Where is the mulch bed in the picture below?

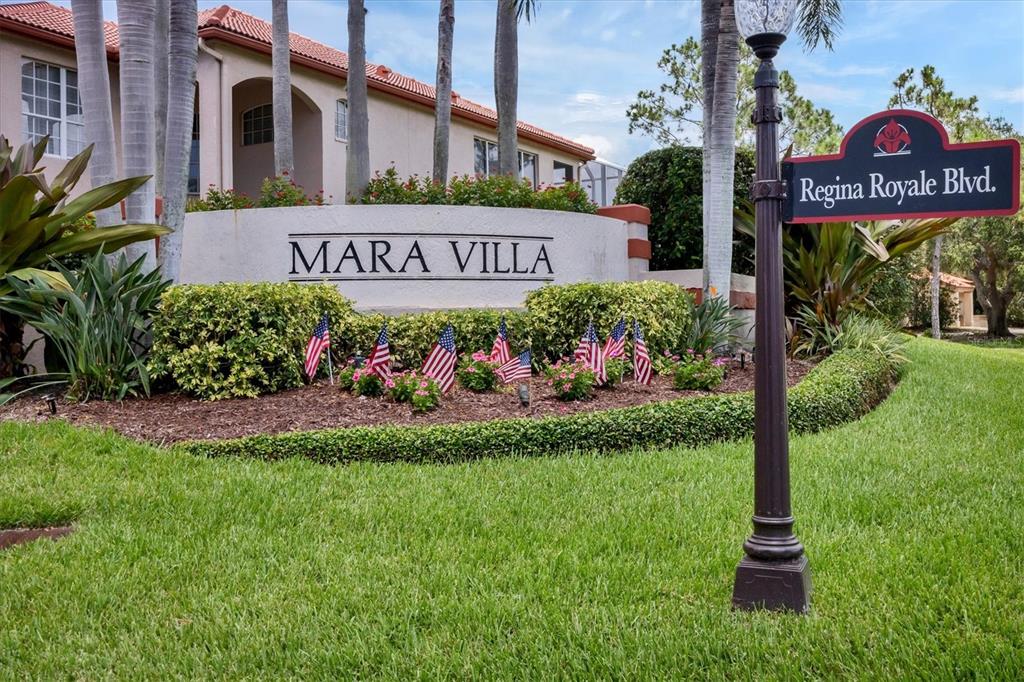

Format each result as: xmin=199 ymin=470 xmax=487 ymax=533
xmin=0 ymin=526 xmax=75 ymax=551
xmin=1 ymin=358 xmax=814 ymax=446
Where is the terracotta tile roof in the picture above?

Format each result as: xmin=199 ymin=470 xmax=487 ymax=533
xmin=0 ymin=1 xmax=594 ymax=160
xmin=914 ymin=270 xmax=975 ymax=290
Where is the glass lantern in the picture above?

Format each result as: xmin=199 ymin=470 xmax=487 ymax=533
xmin=734 ymin=0 xmax=798 ymax=39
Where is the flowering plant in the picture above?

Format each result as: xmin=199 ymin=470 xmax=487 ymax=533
xmin=388 ymin=370 xmax=441 ymax=412
xmin=258 ymin=174 xmax=329 ymax=207
xmin=186 ymin=185 xmax=255 ymax=212
xmin=344 ymin=367 xmax=385 ymax=397
xmin=672 ymin=355 xmax=728 ymax=391
xmin=544 ymin=358 xmax=595 ymax=401
xmin=457 ymin=350 xmax=500 ymax=392
xmin=602 ymin=357 xmax=629 ymax=388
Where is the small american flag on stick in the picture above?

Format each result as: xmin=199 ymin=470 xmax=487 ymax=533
xmin=304 ymin=315 xmax=331 ymax=379
xmin=364 ymin=323 xmax=392 ymax=380
xmin=422 ymin=324 xmax=457 ymax=393
xmin=603 ymin=318 xmax=627 ymax=359
xmin=633 ymin=319 xmax=652 ymax=385
xmin=576 ymin=321 xmax=606 ymax=384
xmin=497 ymin=349 xmax=532 ymax=384
xmin=490 ymin=316 xmax=511 ymax=364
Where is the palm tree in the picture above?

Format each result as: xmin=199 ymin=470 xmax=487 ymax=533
xmin=493 ymin=0 xmax=534 ymax=176
xmin=116 ymin=0 xmax=157 ymax=269
xmin=158 ymin=0 xmax=198 ymax=283
xmin=70 ymin=0 xmax=119 ymax=228
xmin=432 ymin=0 xmax=455 ymax=184
xmin=153 ymin=0 xmax=169 ymax=198
xmin=272 ymin=0 xmax=294 ymax=177
xmin=346 ymin=0 xmax=370 ymax=201
xmin=701 ymin=0 xmax=842 ymax=301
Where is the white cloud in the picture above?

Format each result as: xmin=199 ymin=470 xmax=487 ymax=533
xmin=989 ymin=87 xmax=1024 ymax=103
xmin=798 ymin=82 xmax=865 ymax=105
xmin=573 ymin=134 xmax=616 ymax=159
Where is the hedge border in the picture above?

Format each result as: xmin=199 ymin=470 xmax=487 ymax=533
xmin=178 ymin=349 xmax=900 ymax=465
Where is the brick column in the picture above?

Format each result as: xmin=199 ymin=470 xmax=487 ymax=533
xmin=597 ymin=204 xmax=651 ymax=281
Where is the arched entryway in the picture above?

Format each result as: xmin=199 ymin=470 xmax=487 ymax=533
xmin=231 ymin=78 xmax=323 ymax=199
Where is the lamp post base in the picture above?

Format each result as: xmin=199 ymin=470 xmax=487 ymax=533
xmin=731 ymin=555 xmax=812 ymax=613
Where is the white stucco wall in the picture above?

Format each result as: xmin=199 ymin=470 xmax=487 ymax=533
xmin=179 ymin=205 xmax=631 ymax=311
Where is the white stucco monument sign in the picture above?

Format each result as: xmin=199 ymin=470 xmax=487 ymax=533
xmin=179 ymin=205 xmax=646 ymax=311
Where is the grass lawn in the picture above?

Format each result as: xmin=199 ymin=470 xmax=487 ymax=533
xmin=1 ymin=338 xmax=1022 ymax=678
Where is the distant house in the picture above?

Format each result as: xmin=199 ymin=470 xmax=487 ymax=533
xmin=0 ymin=1 xmax=595 ymax=201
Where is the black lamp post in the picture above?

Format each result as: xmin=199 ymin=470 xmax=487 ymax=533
xmin=730 ymin=0 xmax=811 ymax=613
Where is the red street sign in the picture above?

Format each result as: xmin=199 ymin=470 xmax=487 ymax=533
xmin=782 ymin=109 xmax=1021 ymax=224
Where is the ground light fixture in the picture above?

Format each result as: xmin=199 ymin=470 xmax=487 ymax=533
xmin=730 ymin=0 xmax=811 ymax=613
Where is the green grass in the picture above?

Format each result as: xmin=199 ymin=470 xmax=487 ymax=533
xmin=1 ymin=338 xmax=1022 ymax=678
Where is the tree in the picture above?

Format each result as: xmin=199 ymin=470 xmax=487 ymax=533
xmin=432 ymin=0 xmax=455 ymax=183
xmin=116 ymin=0 xmax=158 ymax=269
xmin=70 ymin=0 xmax=120 ymax=228
xmin=153 ymin=0 xmax=169 ymax=198
xmin=346 ymin=0 xmax=370 ymax=202
xmin=494 ymin=0 xmax=537 ymax=177
xmin=889 ymin=65 xmax=980 ymax=339
xmin=272 ymin=0 xmax=294 ymax=176
xmin=699 ymin=0 xmax=842 ymax=301
xmin=157 ymin=0 xmax=198 ymax=283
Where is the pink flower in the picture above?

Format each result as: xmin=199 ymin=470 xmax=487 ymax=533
xmin=352 ymin=370 xmax=362 ymax=381
xmin=415 ymin=389 xmax=429 ymax=396
xmin=663 ymin=349 xmax=671 ymax=357
xmin=568 ymin=372 xmax=576 ymax=379
xmin=466 ymin=366 xmax=477 ymax=373
xmin=385 ymin=378 xmax=396 ymax=388
xmin=472 ymin=351 xmax=488 ymax=362
xmin=546 ymin=379 xmax=553 ymax=386
xmin=686 ymin=348 xmax=695 ymax=354
xmin=419 ymin=381 xmax=429 ymax=389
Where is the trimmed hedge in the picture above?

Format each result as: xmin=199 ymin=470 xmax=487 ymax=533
xmin=179 ymin=348 xmax=900 ymax=464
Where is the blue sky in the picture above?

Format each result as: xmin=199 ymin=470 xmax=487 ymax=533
xmin=60 ymin=0 xmax=1024 ymax=165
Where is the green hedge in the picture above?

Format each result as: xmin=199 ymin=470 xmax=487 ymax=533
xmin=179 ymin=348 xmax=899 ymax=464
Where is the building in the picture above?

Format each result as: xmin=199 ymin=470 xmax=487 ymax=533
xmin=578 ymin=157 xmax=626 ymax=207
xmin=0 ymin=1 xmax=595 ymax=201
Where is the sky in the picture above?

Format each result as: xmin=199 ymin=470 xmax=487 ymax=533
xmin=50 ymin=0 xmax=1024 ymax=166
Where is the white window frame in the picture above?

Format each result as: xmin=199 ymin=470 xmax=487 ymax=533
xmin=21 ymin=59 xmax=84 ymax=158
xmin=473 ymin=137 xmax=539 ymax=186
xmin=335 ymin=98 xmax=348 ymax=141
xmin=241 ymin=103 xmax=274 ymax=146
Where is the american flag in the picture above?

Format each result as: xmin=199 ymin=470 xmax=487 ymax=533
xmin=421 ymin=324 xmax=457 ymax=393
xmin=304 ymin=315 xmax=330 ymax=378
xmin=497 ymin=349 xmax=532 ymax=384
xmin=490 ymin=316 xmax=511 ymax=364
xmin=603 ymin=317 xmax=627 ymax=359
xmin=364 ymin=323 xmax=392 ymax=380
xmin=633 ymin=319 xmax=652 ymax=385
xmin=576 ymin=321 xmax=606 ymax=384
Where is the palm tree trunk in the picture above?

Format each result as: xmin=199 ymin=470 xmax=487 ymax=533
xmin=272 ymin=0 xmax=294 ymax=177
xmin=117 ymin=0 xmax=157 ymax=269
xmin=153 ymin=0 xmax=169 ymax=199
xmin=346 ymin=0 xmax=370 ymax=201
xmin=70 ymin=0 xmax=119 ymax=228
xmin=432 ymin=0 xmax=455 ymax=184
xmin=705 ymin=0 xmax=739 ymax=301
xmin=930 ymin=236 xmax=943 ymax=338
xmin=701 ymin=0 xmax=721 ymax=296
xmin=157 ymin=0 xmax=197 ymax=283
xmin=494 ymin=0 xmax=518 ymax=176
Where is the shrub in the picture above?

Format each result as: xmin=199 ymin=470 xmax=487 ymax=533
xmin=258 ymin=174 xmax=328 ymax=207
xmin=389 ymin=371 xmax=441 ymax=412
xmin=0 ymin=251 xmax=169 ymax=401
xmin=614 ymin=146 xmax=755 ymax=273
xmin=684 ymin=296 xmax=746 ymax=354
xmin=544 ymin=359 xmax=595 ymax=400
xmin=150 ymin=283 xmax=357 ymax=400
xmin=359 ymin=167 xmax=597 ymax=213
xmin=525 ymin=281 xmax=693 ymax=362
xmin=350 ymin=368 xmax=385 ymax=397
xmin=673 ymin=356 xmax=727 ymax=391
xmin=457 ymin=351 xmax=501 ymax=392
xmin=186 ymin=185 xmax=255 ymax=212
xmin=909 ymin=275 xmax=958 ymax=329
xmin=181 ymin=348 xmax=899 ymax=465
xmin=603 ymin=357 xmax=629 ymax=387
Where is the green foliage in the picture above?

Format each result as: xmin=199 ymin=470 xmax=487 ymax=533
xmin=794 ymin=311 xmax=909 ymax=369
xmin=359 ymin=167 xmax=597 ymax=213
xmin=909 ymin=276 xmax=957 ymax=330
xmin=889 ymin=65 xmax=981 ymax=143
xmin=672 ymin=356 xmax=727 ymax=391
xmin=186 ymin=185 xmax=255 ymax=212
xmin=525 ymin=281 xmax=693 ymax=363
xmin=182 ymin=347 xmax=898 ymax=465
xmin=866 ymin=253 xmax=919 ymax=325
xmin=258 ymin=174 xmax=328 ymax=207
xmin=684 ymin=296 xmax=746 ymax=354
xmin=603 ymin=358 xmax=628 ymax=388
xmin=544 ymin=359 xmax=596 ymax=400
xmin=350 ymin=369 xmax=385 ymax=397
xmin=457 ymin=351 xmax=501 ymax=392
xmin=389 ymin=372 xmax=441 ymax=412
xmin=615 ymin=146 xmax=755 ymax=272
xmin=149 ymin=283 xmax=357 ymax=400
xmin=0 ymin=251 xmax=169 ymax=401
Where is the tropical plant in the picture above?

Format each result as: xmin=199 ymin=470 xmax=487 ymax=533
xmin=70 ymin=0 xmax=120 ymax=228
xmin=346 ymin=0 xmax=370 ymax=201
xmin=684 ymin=295 xmax=746 ymax=355
xmin=117 ymin=0 xmax=159 ymax=269
xmin=0 ymin=251 xmax=169 ymax=402
xmin=432 ymin=0 xmax=455 ymax=183
xmin=0 ymin=136 xmax=169 ymax=377
xmin=494 ymin=0 xmax=529 ymax=176
xmin=186 ymin=186 xmax=256 ymax=212
xmin=158 ymin=0 xmax=199 ymax=283
xmin=154 ymin=0 xmax=169 ymax=199
xmin=794 ymin=311 xmax=909 ymax=367
xmin=272 ymin=0 xmax=294 ymax=177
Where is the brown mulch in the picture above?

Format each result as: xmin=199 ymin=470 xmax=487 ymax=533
xmin=1 ymin=359 xmax=814 ymax=446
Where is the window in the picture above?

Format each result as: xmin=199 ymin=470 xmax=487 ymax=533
xmin=335 ymin=99 xmax=348 ymax=140
xmin=241 ymin=103 xmax=273 ymax=145
xmin=473 ymin=138 xmax=538 ymax=186
xmin=187 ymin=108 xmax=200 ymax=196
xmin=553 ymin=160 xmax=574 ymax=184
xmin=21 ymin=60 xmax=84 ymax=157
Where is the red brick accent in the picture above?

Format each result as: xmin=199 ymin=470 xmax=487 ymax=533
xmin=597 ymin=204 xmax=651 ymax=225
xmin=627 ymin=239 xmax=651 ymax=260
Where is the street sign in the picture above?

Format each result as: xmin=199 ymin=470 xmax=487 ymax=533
xmin=783 ymin=109 xmax=1020 ymax=224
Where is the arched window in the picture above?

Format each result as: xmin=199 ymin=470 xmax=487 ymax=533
xmin=241 ymin=103 xmax=273 ymax=145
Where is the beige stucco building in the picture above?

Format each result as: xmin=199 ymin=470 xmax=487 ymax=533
xmin=0 ymin=1 xmax=595 ymax=201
